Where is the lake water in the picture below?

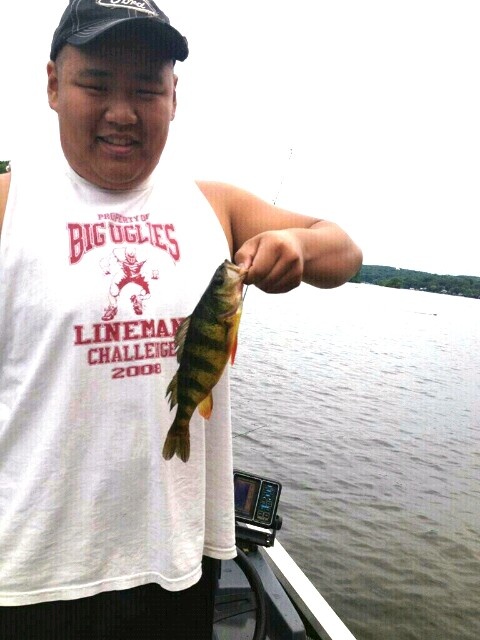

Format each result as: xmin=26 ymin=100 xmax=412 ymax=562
xmin=230 ymin=283 xmax=479 ymax=640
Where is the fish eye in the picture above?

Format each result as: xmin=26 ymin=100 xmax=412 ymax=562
xmin=213 ymin=274 xmax=224 ymax=286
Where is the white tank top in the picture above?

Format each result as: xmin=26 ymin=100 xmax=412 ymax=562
xmin=0 ymin=152 xmax=236 ymax=605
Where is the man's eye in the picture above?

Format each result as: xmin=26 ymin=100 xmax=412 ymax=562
xmin=137 ymin=89 xmax=161 ymax=97
xmin=79 ymin=84 xmax=106 ymax=93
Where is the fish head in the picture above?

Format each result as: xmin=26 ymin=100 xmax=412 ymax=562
xmin=208 ymin=260 xmax=248 ymax=316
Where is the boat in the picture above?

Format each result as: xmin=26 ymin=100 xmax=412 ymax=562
xmin=213 ymin=470 xmax=358 ymax=640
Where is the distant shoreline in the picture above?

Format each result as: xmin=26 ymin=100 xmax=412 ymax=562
xmin=350 ymin=265 xmax=480 ymax=299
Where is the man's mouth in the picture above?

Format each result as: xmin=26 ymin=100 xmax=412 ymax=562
xmin=97 ymin=135 xmax=138 ymax=146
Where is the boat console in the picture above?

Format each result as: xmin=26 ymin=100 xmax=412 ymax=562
xmin=214 ymin=470 xmax=306 ymax=640
xmin=234 ymin=470 xmax=283 ymax=549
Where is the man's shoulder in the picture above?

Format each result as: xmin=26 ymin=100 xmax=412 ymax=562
xmin=196 ymin=180 xmax=233 ymax=197
xmin=195 ymin=181 xmax=250 ymax=212
xmin=0 ymin=171 xmax=12 ymax=235
xmin=0 ymin=170 xmax=11 ymax=192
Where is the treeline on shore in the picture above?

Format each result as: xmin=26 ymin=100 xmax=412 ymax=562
xmin=350 ymin=265 xmax=480 ymax=299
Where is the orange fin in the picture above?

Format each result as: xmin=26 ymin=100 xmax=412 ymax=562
xmin=198 ymin=392 xmax=213 ymax=420
xmin=228 ymin=306 xmax=243 ymax=365
xmin=230 ymin=332 xmax=239 ymax=365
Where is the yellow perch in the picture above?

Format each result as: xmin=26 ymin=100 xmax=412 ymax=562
xmin=162 ymin=260 xmax=247 ymax=462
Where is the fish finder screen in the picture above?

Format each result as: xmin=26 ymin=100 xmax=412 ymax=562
xmin=234 ymin=477 xmax=259 ymax=518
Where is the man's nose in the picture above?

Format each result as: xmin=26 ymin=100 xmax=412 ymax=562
xmin=104 ymin=98 xmax=138 ymax=126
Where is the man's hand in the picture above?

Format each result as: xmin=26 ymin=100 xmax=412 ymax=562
xmin=196 ymin=182 xmax=363 ymax=291
xmin=234 ymin=229 xmax=304 ymax=293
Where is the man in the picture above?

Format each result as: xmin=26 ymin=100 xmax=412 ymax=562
xmin=0 ymin=1 xmax=362 ymax=638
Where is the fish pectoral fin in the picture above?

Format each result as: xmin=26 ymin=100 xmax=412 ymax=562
xmin=198 ymin=392 xmax=213 ymax=420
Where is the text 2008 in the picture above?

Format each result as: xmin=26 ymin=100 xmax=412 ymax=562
xmin=112 ymin=363 xmax=162 ymax=379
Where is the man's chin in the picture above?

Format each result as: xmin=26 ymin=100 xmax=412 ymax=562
xmin=83 ymin=165 xmax=147 ymax=191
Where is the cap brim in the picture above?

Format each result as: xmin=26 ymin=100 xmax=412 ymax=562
xmin=66 ymin=17 xmax=188 ymax=61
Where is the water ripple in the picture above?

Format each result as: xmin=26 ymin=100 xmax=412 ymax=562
xmin=232 ymin=284 xmax=480 ymax=640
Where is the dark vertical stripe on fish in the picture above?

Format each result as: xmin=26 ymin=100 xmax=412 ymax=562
xmin=181 ymin=353 xmax=220 ymax=374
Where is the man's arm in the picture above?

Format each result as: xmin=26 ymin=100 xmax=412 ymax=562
xmin=0 ymin=172 xmax=11 ymax=237
xmin=197 ymin=181 xmax=362 ymax=293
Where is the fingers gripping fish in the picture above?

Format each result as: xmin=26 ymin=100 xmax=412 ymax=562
xmin=162 ymin=260 xmax=248 ymax=462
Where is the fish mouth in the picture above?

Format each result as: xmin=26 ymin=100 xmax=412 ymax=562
xmin=225 ymin=261 xmax=249 ymax=281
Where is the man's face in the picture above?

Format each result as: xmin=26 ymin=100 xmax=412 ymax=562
xmin=47 ymin=38 xmax=178 ymax=190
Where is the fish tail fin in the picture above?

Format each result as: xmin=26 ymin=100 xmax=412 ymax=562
xmin=162 ymin=423 xmax=190 ymax=463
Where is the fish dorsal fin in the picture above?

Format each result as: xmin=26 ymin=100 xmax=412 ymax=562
xmin=198 ymin=392 xmax=213 ymax=420
xmin=174 ymin=316 xmax=191 ymax=362
xmin=165 ymin=372 xmax=178 ymax=408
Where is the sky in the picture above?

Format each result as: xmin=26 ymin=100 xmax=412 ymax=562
xmin=1 ymin=1 xmax=479 ymax=276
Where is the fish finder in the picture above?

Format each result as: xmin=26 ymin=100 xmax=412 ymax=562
xmin=234 ymin=470 xmax=282 ymax=547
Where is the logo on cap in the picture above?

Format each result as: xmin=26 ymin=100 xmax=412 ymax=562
xmin=96 ymin=0 xmax=159 ymax=16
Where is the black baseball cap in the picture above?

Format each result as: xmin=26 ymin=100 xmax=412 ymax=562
xmin=50 ymin=0 xmax=189 ymax=61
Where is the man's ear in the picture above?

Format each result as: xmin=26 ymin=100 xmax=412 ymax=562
xmin=171 ymin=74 xmax=178 ymax=121
xmin=47 ymin=61 xmax=59 ymax=112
